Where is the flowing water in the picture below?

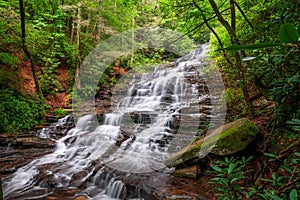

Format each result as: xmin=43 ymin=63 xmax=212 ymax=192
xmin=3 ymin=44 xmax=222 ymax=199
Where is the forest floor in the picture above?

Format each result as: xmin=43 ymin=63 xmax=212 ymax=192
xmin=17 ymin=52 xmax=72 ymax=109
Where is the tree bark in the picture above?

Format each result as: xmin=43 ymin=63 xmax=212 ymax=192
xmin=75 ymin=1 xmax=82 ymax=88
xmin=130 ymin=6 xmax=135 ymax=67
xmin=70 ymin=10 xmax=76 ymax=44
xmin=19 ymin=0 xmax=42 ymax=97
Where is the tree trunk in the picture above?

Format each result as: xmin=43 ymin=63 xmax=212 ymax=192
xmin=70 ymin=10 xmax=76 ymax=44
xmin=19 ymin=0 xmax=42 ymax=97
xmin=86 ymin=9 xmax=91 ymax=34
xmin=75 ymin=1 xmax=82 ymax=88
xmin=130 ymin=6 xmax=135 ymax=67
xmin=96 ymin=0 xmax=102 ymax=43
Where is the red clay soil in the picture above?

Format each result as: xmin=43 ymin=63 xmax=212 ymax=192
xmin=16 ymin=52 xmax=36 ymax=96
xmin=45 ymin=65 xmax=72 ymax=108
xmin=17 ymin=52 xmax=72 ymax=109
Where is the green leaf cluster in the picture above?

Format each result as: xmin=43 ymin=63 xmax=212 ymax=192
xmin=209 ymin=156 xmax=253 ymax=200
xmin=209 ymin=153 xmax=300 ymax=200
xmin=0 ymin=90 xmax=46 ymax=133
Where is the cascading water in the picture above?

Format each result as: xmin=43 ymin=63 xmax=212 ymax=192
xmin=3 ymin=44 xmax=219 ymax=199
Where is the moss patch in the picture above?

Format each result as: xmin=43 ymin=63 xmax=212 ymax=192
xmin=165 ymin=118 xmax=259 ymax=167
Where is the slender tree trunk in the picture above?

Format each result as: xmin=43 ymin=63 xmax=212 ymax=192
xmin=19 ymin=0 xmax=42 ymax=97
xmin=96 ymin=0 xmax=102 ymax=43
xmin=130 ymin=6 xmax=135 ymax=67
xmin=86 ymin=9 xmax=91 ymax=34
xmin=97 ymin=18 xmax=101 ymax=41
xmin=75 ymin=1 xmax=82 ymax=88
xmin=66 ymin=15 xmax=70 ymax=33
xmin=70 ymin=10 xmax=76 ymax=44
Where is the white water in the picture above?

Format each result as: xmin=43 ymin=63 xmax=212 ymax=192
xmin=3 ymin=44 xmax=216 ymax=199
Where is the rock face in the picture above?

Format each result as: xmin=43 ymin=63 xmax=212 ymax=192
xmin=165 ymin=118 xmax=259 ymax=168
xmin=14 ymin=137 xmax=55 ymax=148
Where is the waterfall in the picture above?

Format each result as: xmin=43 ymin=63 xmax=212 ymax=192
xmin=3 ymin=44 xmax=221 ymax=199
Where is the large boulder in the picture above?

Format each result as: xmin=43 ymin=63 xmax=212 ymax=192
xmin=165 ymin=118 xmax=259 ymax=168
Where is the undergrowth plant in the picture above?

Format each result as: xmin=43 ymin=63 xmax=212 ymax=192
xmin=209 ymin=156 xmax=253 ymax=200
xmin=209 ymin=152 xmax=299 ymax=200
xmin=0 ymin=90 xmax=46 ymax=133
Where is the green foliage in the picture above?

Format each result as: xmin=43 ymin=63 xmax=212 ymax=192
xmin=0 ymin=90 xmax=46 ymax=133
xmin=224 ymin=43 xmax=281 ymax=52
xmin=247 ymin=152 xmax=300 ymax=200
xmin=223 ymin=88 xmax=248 ymax=119
xmin=0 ymin=68 xmax=20 ymax=90
xmin=54 ymin=108 xmax=68 ymax=118
xmin=124 ymin=48 xmax=167 ymax=72
xmin=209 ymin=156 xmax=253 ymax=200
xmin=97 ymin=48 xmax=167 ymax=91
xmin=278 ymin=23 xmax=299 ymax=44
xmin=38 ymin=57 xmax=63 ymax=95
xmin=0 ymin=4 xmax=20 ymax=50
xmin=0 ymin=52 xmax=20 ymax=68
xmin=287 ymin=119 xmax=300 ymax=131
xmin=209 ymin=153 xmax=300 ymax=200
xmin=159 ymin=0 xmax=211 ymax=42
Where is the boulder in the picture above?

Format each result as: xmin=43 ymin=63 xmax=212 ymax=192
xmin=165 ymin=118 xmax=259 ymax=168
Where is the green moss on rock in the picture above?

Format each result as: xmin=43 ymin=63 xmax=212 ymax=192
xmin=165 ymin=118 xmax=259 ymax=168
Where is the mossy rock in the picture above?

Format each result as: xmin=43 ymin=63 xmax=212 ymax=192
xmin=165 ymin=118 xmax=259 ymax=168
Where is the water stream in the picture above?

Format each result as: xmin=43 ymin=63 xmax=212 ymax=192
xmin=3 ymin=44 xmax=221 ymax=199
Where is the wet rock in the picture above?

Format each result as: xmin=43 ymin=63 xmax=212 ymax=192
xmin=0 ymin=133 xmax=12 ymax=145
xmin=163 ymin=176 xmax=211 ymax=200
xmin=14 ymin=137 xmax=55 ymax=148
xmin=129 ymin=112 xmax=152 ymax=124
xmin=0 ymin=146 xmax=54 ymax=175
xmin=166 ymin=195 xmax=198 ymax=200
xmin=165 ymin=118 xmax=259 ymax=168
xmin=37 ymin=115 xmax=75 ymax=139
xmin=75 ymin=196 xmax=87 ymax=200
xmin=172 ymin=165 xmax=200 ymax=179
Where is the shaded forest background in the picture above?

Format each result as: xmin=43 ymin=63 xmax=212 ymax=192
xmin=0 ymin=0 xmax=299 ymax=199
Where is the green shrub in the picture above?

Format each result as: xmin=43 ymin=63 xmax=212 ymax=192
xmin=54 ymin=108 xmax=68 ymax=118
xmin=0 ymin=52 xmax=20 ymax=68
xmin=209 ymin=153 xmax=300 ymax=200
xmin=0 ymin=68 xmax=20 ymax=90
xmin=0 ymin=89 xmax=46 ymax=133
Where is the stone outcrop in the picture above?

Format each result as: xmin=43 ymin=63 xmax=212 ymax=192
xmin=165 ymin=118 xmax=259 ymax=168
